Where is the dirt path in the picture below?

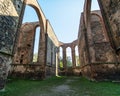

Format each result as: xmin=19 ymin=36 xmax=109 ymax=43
xmin=26 ymin=77 xmax=77 ymax=96
xmin=51 ymin=78 xmax=75 ymax=95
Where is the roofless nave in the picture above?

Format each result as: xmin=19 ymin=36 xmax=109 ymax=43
xmin=0 ymin=0 xmax=120 ymax=90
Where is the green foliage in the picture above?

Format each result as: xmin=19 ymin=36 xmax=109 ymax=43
xmin=59 ymin=57 xmax=63 ymax=68
xmin=66 ymin=56 xmax=72 ymax=67
xmin=60 ymin=61 xmax=63 ymax=68
xmin=33 ymin=53 xmax=38 ymax=62
xmin=59 ymin=56 xmax=80 ymax=67
xmin=59 ymin=56 xmax=72 ymax=67
xmin=69 ymin=77 xmax=120 ymax=96
xmin=76 ymin=56 xmax=80 ymax=66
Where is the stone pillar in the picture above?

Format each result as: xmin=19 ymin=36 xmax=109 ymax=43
xmin=0 ymin=0 xmax=24 ymax=90
xmin=55 ymin=48 xmax=59 ymax=76
xmin=38 ymin=28 xmax=46 ymax=65
xmin=63 ymin=48 xmax=67 ymax=69
xmin=72 ymin=47 xmax=76 ymax=68
xmin=98 ymin=0 xmax=120 ymax=54
xmin=37 ymin=28 xmax=46 ymax=78
xmin=0 ymin=54 xmax=12 ymax=91
xmin=57 ymin=48 xmax=60 ymax=75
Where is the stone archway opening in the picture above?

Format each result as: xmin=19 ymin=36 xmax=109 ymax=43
xmin=66 ymin=47 xmax=72 ymax=67
xmin=59 ymin=47 xmax=63 ymax=68
xmin=32 ymin=27 xmax=40 ymax=63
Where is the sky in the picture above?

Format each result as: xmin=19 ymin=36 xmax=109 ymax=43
xmin=23 ymin=0 xmax=99 ymax=54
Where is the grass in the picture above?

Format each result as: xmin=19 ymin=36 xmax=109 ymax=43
xmin=0 ymin=76 xmax=120 ymax=96
xmin=69 ymin=77 xmax=120 ymax=96
xmin=0 ymin=76 xmax=67 ymax=96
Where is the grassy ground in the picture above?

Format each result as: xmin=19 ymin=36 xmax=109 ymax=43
xmin=1 ymin=76 xmax=120 ymax=96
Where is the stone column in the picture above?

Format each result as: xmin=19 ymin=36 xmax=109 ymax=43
xmin=63 ymin=48 xmax=67 ymax=69
xmin=72 ymin=47 xmax=76 ymax=68
xmin=38 ymin=28 xmax=46 ymax=65
xmin=0 ymin=0 xmax=24 ymax=90
xmin=55 ymin=48 xmax=59 ymax=76
xmin=37 ymin=28 xmax=47 ymax=78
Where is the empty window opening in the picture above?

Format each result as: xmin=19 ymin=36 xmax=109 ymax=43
xmin=22 ymin=5 xmax=40 ymax=63
xmin=33 ymin=27 xmax=40 ymax=62
xmin=66 ymin=47 xmax=72 ymax=67
xmin=59 ymin=47 xmax=63 ymax=68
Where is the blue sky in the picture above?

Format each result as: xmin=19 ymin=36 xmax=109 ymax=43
xmin=23 ymin=0 xmax=99 ymax=54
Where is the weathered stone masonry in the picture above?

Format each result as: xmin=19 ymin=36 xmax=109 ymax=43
xmin=13 ymin=22 xmax=40 ymax=64
xmin=98 ymin=0 xmax=120 ymax=54
xmin=78 ymin=10 xmax=120 ymax=81
xmin=10 ymin=22 xmax=44 ymax=79
xmin=10 ymin=20 xmax=59 ymax=79
xmin=0 ymin=0 xmax=25 ymax=90
xmin=45 ymin=20 xmax=59 ymax=77
xmin=59 ymin=40 xmax=80 ymax=76
xmin=0 ymin=0 xmax=59 ymax=89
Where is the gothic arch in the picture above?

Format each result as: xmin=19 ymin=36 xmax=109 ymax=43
xmin=25 ymin=0 xmax=45 ymax=31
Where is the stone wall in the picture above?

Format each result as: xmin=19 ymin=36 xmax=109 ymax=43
xmin=10 ymin=19 xmax=60 ymax=79
xmin=46 ymin=37 xmax=57 ymax=77
xmin=13 ymin=22 xmax=39 ymax=64
xmin=0 ymin=53 xmax=12 ymax=90
xmin=46 ymin=20 xmax=59 ymax=77
xmin=10 ymin=22 xmax=46 ymax=80
xmin=78 ymin=10 xmax=120 ymax=81
xmin=0 ymin=0 xmax=24 ymax=90
xmin=89 ymin=12 xmax=115 ymax=63
xmin=10 ymin=22 xmax=43 ymax=79
xmin=98 ymin=0 xmax=120 ymax=54
xmin=59 ymin=40 xmax=79 ymax=76
xmin=78 ymin=13 xmax=92 ymax=78
xmin=78 ymin=13 xmax=89 ymax=67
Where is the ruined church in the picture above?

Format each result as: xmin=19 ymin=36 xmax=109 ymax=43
xmin=0 ymin=0 xmax=120 ymax=91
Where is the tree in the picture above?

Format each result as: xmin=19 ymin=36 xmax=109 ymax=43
xmin=67 ymin=56 xmax=72 ymax=67
xmin=59 ymin=56 xmax=72 ymax=68
xmin=76 ymin=56 xmax=80 ymax=66
xmin=59 ymin=56 xmax=63 ymax=68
